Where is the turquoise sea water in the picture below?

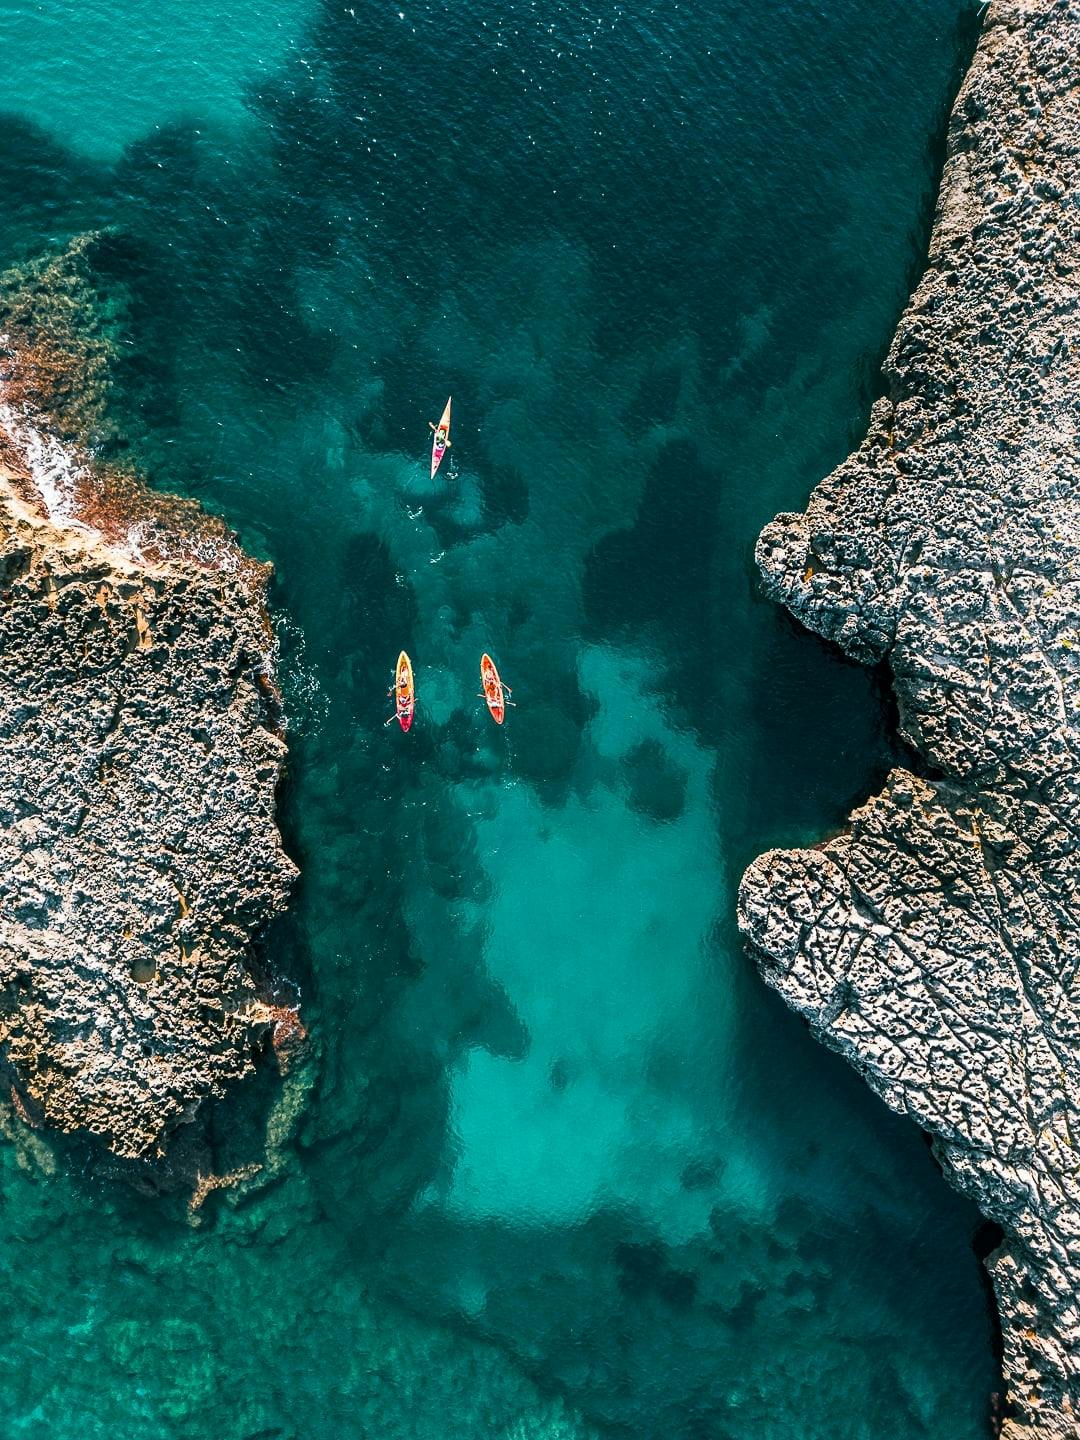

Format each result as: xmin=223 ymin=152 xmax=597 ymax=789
xmin=0 ymin=1 xmax=997 ymax=1436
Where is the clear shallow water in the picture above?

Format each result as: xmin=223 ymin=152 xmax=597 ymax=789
xmin=0 ymin=1 xmax=998 ymax=1436
xmin=0 ymin=0 xmax=313 ymax=160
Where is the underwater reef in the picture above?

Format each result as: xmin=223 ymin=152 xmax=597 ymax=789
xmin=739 ymin=0 xmax=1080 ymax=1434
xmin=0 ymin=234 xmax=297 ymax=1161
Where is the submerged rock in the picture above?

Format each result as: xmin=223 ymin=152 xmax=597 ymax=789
xmin=737 ymin=1 xmax=1080 ymax=1435
xmin=0 ymin=235 xmax=297 ymax=1160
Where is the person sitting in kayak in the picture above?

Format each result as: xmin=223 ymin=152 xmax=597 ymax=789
xmin=478 ymin=681 xmax=514 ymax=706
xmin=428 ymin=421 xmax=451 ymax=448
xmin=386 ymin=683 xmax=413 ymax=723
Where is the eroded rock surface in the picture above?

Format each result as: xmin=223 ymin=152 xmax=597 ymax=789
xmin=737 ymin=2 xmax=1080 ymax=1434
xmin=0 ymin=236 xmax=297 ymax=1160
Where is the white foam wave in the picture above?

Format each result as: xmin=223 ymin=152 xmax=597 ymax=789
xmin=122 ymin=517 xmax=242 ymax=573
xmin=0 ymin=400 xmax=88 ymax=525
xmin=0 ymin=341 xmax=239 ymax=573
xmin=0 ymin=337 xmax=97 ymax=532
xmin=271 ymin=611 xmax=327 ymax=737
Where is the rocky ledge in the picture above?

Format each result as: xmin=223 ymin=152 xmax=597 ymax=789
xmin=736 ymin=1 xmax=1080 ymax=1435
xmin=0 ymin=235 xmax=298 ymax=1161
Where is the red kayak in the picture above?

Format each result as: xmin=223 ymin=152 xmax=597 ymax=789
xmin=480 ymin=652 xmax=507 ymax=724
xmin=391 ymin=650 xmax=415 ymax=731
xmin=430 ymin=395 xmax=452 ymax=479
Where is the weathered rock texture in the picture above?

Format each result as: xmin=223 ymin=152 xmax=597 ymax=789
xmin=0 ymin=235 xmax=297 ymax=1160
xmin=736 ymin=2 xmax=1080 ymax=1435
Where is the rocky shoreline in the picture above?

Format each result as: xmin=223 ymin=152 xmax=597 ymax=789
xmin=738 ymin=1 xmax=1080 ymax=1434
xmin=0 ymin=236 xmax=298 ymax=1162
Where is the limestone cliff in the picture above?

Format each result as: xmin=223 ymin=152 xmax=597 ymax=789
xmin=0 ymin=235 xmax=298 ymax=1160
xmin=737 ymin=1 xmax=1080 ymax=1434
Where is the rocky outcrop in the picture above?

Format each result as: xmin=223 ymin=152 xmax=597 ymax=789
xmin=0 ymin=236 xmax=297 ymax=1160
xmin=736 ymin=1 xmax=1080 ymax=1435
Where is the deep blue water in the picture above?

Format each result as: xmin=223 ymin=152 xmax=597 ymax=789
xmin=0 ymin=1 xmax=997 ymax=1436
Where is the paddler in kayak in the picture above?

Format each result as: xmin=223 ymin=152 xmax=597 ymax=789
xmin=427 ymin=420 xmax=451 ymax=449
xmin=385 ymin=650 xmax=415 ymax=731
xmin=387 ymin=694 xmax=412 ymax=728
xmin=478 ymin=653 xmax=515 ymax=724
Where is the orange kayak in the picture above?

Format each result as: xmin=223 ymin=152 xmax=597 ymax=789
xmin=394 ymin=650 xmax=415 ymax=731
xmin=480 ymin=652 xmax=505 ymax=724
xmin=430 ymin=395 xmax=452 ymax=479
